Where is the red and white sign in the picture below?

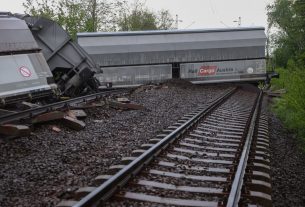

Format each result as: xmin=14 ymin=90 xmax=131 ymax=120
xmin=19 ymin=66 xmax=32 ymax=77
xmin=198 ymin=65 xmax=217 ymax=76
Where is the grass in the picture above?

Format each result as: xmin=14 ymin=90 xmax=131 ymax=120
xmin=271 ymin=66 xmax=305 ymax=149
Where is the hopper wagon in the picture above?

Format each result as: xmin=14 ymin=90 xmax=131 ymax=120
xmin=77 ymin=27 xmax=267 ymax=87
xmin=0 ymin=12 xmax=100 ymax=106
xmin=0 ymin=13 xmax=56 ymax=105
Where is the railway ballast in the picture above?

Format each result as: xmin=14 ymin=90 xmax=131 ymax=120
xmin=58 ymin=85 xmax=272 ymax=207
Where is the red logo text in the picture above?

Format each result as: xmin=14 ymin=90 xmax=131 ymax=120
xmin=198 ymin=65 xmax=217 ymax=76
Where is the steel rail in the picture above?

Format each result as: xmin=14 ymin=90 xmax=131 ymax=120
xmin=0 ymin=89 xmax=129 ymax=125
xmin=72 ymin=87 xmax=237 ymax=207
xmin=226 ymin=90 xmax=262 ymax=207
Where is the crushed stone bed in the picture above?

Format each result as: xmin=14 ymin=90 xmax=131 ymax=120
xmin=269 ymin=111 xmax=305 ymax=207
xmin=2 ymin=84 xmax=303 ymax=207
xmin=0 ymin=82 xmax=228 ymax=207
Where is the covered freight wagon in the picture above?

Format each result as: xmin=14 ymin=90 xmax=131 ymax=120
xmin=77 ymin=27 xmax=267 ymax=87
xmin=0 ymin=13 xmax=56 ymax=105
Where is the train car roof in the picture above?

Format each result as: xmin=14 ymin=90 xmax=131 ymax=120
xmin=0 ymin=15 xmax=40 ymax=53
xmin=77 ymin=27 xmax=265 ymax=38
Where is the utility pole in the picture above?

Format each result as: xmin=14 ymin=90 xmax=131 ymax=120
xmin=233 ymin=16 xmax=241 ymax=27
xmin=175 ymin=14 xmax=183 ymax=29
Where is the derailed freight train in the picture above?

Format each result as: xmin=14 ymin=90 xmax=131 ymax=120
xmin=0 ymin=13 xmax=57 ymax=105
xmin=77 ymin=27 xmax=267 ymax=87
xmin=22 ymin=15 xmax=100 ymax=96
xmin=0 ymin=12 xmax=99 ymax=105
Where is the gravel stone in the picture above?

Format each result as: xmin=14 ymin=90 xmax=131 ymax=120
xmin=269 ymin=108 xmax=305 ymax=207
xmin=0 ymin=81 xmax=227 ymax=207
xmin=2 ymin=85 xmax=304 ymax=207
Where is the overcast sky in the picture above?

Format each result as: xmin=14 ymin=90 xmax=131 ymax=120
xmin=2 ymin=0 xmax=274 ymax=29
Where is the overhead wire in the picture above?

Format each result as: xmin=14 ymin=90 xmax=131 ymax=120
xmin=209 ymin=0 xmax=230 ymax=27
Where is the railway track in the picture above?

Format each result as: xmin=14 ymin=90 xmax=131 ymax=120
xmin=58 ymin=86 xmax=271 ymax=207
xmin=0 ymin=89 xmax=130 ymax=125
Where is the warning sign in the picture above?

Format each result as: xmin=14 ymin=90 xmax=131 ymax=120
xmin=19 ymin=66 xmax=32 ymax=77
xmin=198 ymin=65 xmax=217 ymax=76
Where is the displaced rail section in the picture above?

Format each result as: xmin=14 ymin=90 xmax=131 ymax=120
xmin=0 ymin=89 xmax=129 ymax=125
xmin=58 ymin=86 xmax=271 ymax=207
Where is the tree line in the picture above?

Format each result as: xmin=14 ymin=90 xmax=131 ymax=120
xmin=267 ymin=0 xmax=305 ymax=148
xmin=267 ymin=0 xmax=305 ymax=67
xmin=23 ymin=0 xmax=175 ymax=39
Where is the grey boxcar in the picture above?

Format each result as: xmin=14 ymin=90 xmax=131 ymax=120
xmin=78 ymin=27 xmax=267 ymax=86
xmin=0 ymin=14 xmax=56 ymax=105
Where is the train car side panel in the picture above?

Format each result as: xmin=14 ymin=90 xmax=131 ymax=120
xmin=78 ymin=28 xmax=266 ymax=67
xmin=97 ymin=64 xmax=172 ymax=88
xmin=0 ymin=53 xmax=56 ymax=103
xmin=180 ymin=59 xmax=266 ymax=83
xmin=0 ymin=17 xmax=39 ymax=53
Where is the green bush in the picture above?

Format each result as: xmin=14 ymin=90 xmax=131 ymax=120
xmin=271 ymin=64 xmax=305 ymax=147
